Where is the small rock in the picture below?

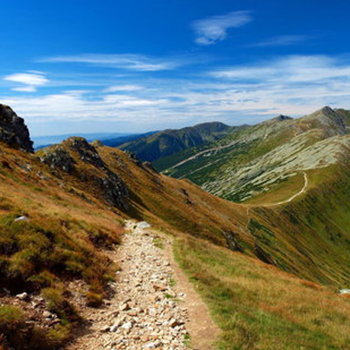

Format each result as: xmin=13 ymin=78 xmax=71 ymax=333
xmin=144 ymin=342 xmax=157 ymax=349
xmin=121 ymin=322 xmax=133 ymax=330
xmin=120 ymin=303 xmax=131 ymax=311
xmin=16 ymin=292 xmax=29 ymax=301
xmin=43 ymin=311 xmax=52 ymax=318
xmin=14 ymin=216 xmax=28 ymax=222
xmin=153 ymin=284 xmax=167 ymax=292
xmin=100 ymin=325 xmax=111 ymax=333
xmin=169 ymin=319 xmax=183 ymax=328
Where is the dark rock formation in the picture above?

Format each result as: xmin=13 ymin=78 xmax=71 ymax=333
xmin=276 ymin=115 xmax=293 ymax=122
xmin=66 ymin=137 xmax=105 ymax=168
xmin=0 ymin=104 xmax=34 ymax=152
xmin=39 ymin=146 xmax=75 ymax=173
xmin=95 ymin=173 xmax=129 ymax=210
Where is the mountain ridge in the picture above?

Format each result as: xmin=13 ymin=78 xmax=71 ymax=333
xmin=119 ymin=121 xmax=238 ymax=162
xmin=2 ymin=105 xmax=350 ymax=349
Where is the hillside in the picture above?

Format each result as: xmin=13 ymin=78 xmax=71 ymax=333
xmin=2 ymin=105 xmax=350 ymax=349
xmin=160 ymin=107 xmax=350 ymax=202
xmin=119 ymin=122 xmax=238 ymax=163
xmin=102 ymin=131 xmax=158 ymax=148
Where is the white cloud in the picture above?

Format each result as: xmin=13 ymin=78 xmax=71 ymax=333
xmin=249 ymin=35 xmax=308 ymax=47
xmin=192 ymin=11 xmax=253 ymax=45
xmin=211 ymin=55 xmax=350 ymax=83
xmin=4 ymin=72 xmax=48 ymax=92
xmin=103 ymin=85 xmax=143 ymax=93
xmin=3 ymin=55 xmax=350 ymax=132
xmin=41 ymin=54 xmax=182 ymax=71
xmin=12 ymin=86 xmax=37 ymax=92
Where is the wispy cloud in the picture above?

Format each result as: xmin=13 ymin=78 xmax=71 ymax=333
xmin=192 ymin=11 xmax=253 ymax=45
xmin=3 ymin=55 xmax=350 ymax=133
xmin=103 ymin=85 xmax=143 ymax=93
xmin=4 ymin=72 xmax=48 ymax=92
xmin=211 ymin=55 xmax=350 ymax=82
xmin=40 ymin=54 xmax=182 ymax=71
xmin=249 ymin=35 xmax=309 ymax=47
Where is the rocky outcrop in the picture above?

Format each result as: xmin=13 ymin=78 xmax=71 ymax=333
xmin=66 ymin=137 xmax=105 ymax=168
xmin=276 ymin=115 xmax=292 ymax=122
xmin=0 ymin=104 xmax=34 ymax=152
xmin=95 ymin=172 xmax=129 ymax=210
xmin=39 ymin=137 xmax=129 ymax=210
xmin=40 ymin=146 xmax=76 ymax=173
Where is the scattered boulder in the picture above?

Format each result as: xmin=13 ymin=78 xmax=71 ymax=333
xmin=0 ymin=104 xmax=34 ymax=152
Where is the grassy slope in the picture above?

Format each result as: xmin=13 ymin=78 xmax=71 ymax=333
xmin=0 ymin=143 xmax=124 ymax=349
xmin=99 ymin=145 xmax=350 ymax=288
xmin=3 ymin=134 xmax=350 ymax=349
xmin=97 ymin=145 xmax=250 ymax=246
xmin=174 ymin=235 xmax=350 ymax=350
xmin=247 ymin=163 xmax=350 ymax=287
xmin=99 ymin=144 xmax=350 ymax=349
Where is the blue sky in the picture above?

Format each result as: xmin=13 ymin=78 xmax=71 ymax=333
xmin=1 ymin=0 xmax=350 ymax=136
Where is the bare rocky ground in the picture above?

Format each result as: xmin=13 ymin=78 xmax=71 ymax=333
xmin=67 ymin=221 xmax=218 ymax=350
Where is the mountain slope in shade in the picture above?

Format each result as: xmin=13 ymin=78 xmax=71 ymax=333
xmin=119 ymin=121 xmax=238 ymax=163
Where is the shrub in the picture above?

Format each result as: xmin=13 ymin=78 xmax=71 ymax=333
xmin=86 ymin=291 xmax=104 ymax=307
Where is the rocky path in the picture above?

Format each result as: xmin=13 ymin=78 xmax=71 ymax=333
xmin=264 ymin=172 xmax=308 ymax=207
xmin=67 ymin=221 xmax=218 ymax=350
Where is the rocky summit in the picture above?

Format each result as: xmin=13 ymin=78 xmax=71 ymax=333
xmin=0 ymin=104 xmax=34 ymax=152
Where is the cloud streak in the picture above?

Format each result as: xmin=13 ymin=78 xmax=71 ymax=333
xmin=211 ymin=55 xmax=350 ymax=83
xmin=4 ymin=72 xmax=48 ymax=92
xmin=192 ymin=11 xmax=253 ymax=45
xmin=41 ymin=54 xmax=183 ymax=71
xmin=249 ymin=35 xmax=309 ymax=47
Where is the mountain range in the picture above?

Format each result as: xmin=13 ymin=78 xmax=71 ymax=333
xmin=1 ymin=104 xmax=350 ymax=349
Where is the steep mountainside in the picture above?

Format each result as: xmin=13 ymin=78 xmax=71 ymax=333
xmin=2 ymin=104 xmax=350 ymax=349
xmin=119 ymin=122 xmax=238 ymax=163
xmin=161 ymin=107 xmax=350 ymax=202
xmin=102 ymin=131 xmax=158 ymax=148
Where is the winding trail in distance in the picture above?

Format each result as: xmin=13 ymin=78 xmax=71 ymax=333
xmin=264 ymin=172 xmax=309 ymax=207
xmin=245 ymin=172 xmax=308 ymax=228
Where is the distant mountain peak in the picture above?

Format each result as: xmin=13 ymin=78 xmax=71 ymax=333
xmin=276 ymin=115 xmax=293 ymax=122
xmin=321 ymin=106 xmax=335 ymax=114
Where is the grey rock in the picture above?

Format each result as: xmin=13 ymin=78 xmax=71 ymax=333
xmin=16 ymin=292 xmax=29 ymax=301
xmin=14 ymin=216 xmax=28 ymax=222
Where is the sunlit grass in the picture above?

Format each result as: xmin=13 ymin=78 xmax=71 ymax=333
xmin=174 ymin=236 xmax=350 ymax=350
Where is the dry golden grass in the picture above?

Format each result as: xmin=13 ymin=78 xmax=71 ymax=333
xmin=0 ymin=143 xmax=125 ymax=349
xmin=174 ymin=235 xmax=350 ymax=350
